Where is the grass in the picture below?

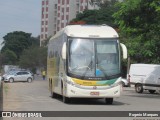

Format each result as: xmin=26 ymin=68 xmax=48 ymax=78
xmin=3 ymin=83 xmax=9 ymax=96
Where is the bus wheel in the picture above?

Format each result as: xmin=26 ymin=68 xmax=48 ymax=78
xmin=51 ymin=92 xmax=58 ymax=98
xmin=63 ymin=96 xmax=70 ymax=103
xmin=149 ymin=90 xmax=156 ymax=94
xmin=135 ymin=84 xmax=143 ymax=93
xmin=105 ymin=98 xmax=113 ymax=104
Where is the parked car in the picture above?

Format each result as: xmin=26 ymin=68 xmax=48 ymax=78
xmin=121 ymin=78 xmax=129 ymax=87
xmin=4 ymin=71 xmax=33 ymax=83
xmin=2 ymin=71 xmax=17 ymax=81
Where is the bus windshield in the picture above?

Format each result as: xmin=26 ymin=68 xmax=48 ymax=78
xmin=68 ymin=38 xmax=120 ymax=79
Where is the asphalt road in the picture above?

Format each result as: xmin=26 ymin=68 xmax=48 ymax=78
xmin=2 ymin=75 xmax=160 ymax=120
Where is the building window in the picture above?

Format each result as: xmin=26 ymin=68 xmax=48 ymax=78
xmin=41 ymin=34 xmax=43 ymax=39
xmin=45 ymin=34 xmax=47 ymax=39
xmin=62 ymin=0 xmax=65 ymax=5
xmin=45 ymin=28 xmax=48 ymax=32
xmin=55 ymin=11 xmax=57 ymax=16
xmin=62 ymin=8 xmax=64 ymax=13
xmin=42 ymin=21 xmax=44 ymax=25
xmin=58 ymin=6 xmax=60 ymax=10
xmin=46 ymin=7 xmax=48 ymax=12
xmin=58 ymin=0 xmax=61 ymax=4
xmin=81 ymin=0 xmax=83 ymax=3
xmin=42 ymin=14 xmax=44 ymax=19
xmin=57 ymin=20 xmax=60 ymax=24
xmin=42 ymin=1 xmax=45 ymax=5
xmin=67 ymin=0 xmax=70 ymax=4
xmin=76 ymin=4 xmax=79 ymax=11
xmin=42 ymin=7 xmax=44 ymax=12
xmin=46 ymin=14 xmax=48 ymax=18
xmin=61 ymin=23 xmax=64 ymax=28
xmin=57 ymin=27 xmax=60 ymax=31
xmin=76 ymin=11 xmax=79 ymax=14
xmin=61 ymin=15 xmax=64 ymax=20
xmin=66 ymin=15 xmax=69 ymax=20
xmin=41 ymin=28 xmax=44 ymax=32
xmin=46 ymin=0 xmax=49 ymax=5
xmin=80 ymin=6 xmax=83 ymax=11
xmin=58 ymin=13 xmax=60 ymax=17
xmin=45 ymin=21 xmax=48 ymax=25
xmin=66 ymin=7 xmax=69 ymax=12
xmin=55 ymin=4 xmax=57 ymax=9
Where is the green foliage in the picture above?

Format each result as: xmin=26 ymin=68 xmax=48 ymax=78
xmin=0 ymin=31 xmax=40 ymax=65
xmin=2 ymin=49 xmax=17 ymax=65
xmin=1 ymin=31 xmax=39 ymax=59
xmin=70 ymin=0 xmax=119 ymax=27
xmin=41 ymin=36 xmax=51 ymax=47
xmin=19 ymin=46 xmax=47 ymax=70
xmin=114 ymin=0 xmax=160 ymax=64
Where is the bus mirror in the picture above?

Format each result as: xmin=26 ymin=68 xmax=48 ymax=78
xmin=120 ymin=43 xmax=127 ymax=59
xmin=62 ymin=42 xmax=66 ymax=59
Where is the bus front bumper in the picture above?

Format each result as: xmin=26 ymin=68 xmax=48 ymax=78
xmin=65 ymin=84 xmax=122 ymax=98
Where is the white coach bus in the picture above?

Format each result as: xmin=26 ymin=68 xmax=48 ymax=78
xmin=47 ymin=25 xmax=127 ymax=104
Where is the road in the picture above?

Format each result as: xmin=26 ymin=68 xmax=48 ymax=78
xmin=2 ymin=76 xmax=160 ymax=120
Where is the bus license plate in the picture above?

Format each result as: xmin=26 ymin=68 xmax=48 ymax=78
xmin=90 ymin=92 xmax=99 ymax=96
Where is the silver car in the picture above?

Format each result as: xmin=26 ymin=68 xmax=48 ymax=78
xmin=4 ymin=71 xmax=33 ymax=83
xmin=121 ymin=78 xmax=130 ymax=87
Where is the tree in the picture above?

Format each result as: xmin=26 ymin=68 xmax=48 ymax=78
xmin=41 ymin=36 xmax=51 ymax=47
xmin=113 ymin=0 xmax=160 ymax=63
xmin=1 ymin=31 xmax=35 ymax=59
xmin=2 ymin=49 xmax=17 ymax=65
xmin=70 ymin=0 xmax=119 ymax=27
xmin=19 ymin=46 xmax=47 ymax=72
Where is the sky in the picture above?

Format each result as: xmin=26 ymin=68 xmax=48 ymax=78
xmin=0 ymin=0 xmax=41 ymax=49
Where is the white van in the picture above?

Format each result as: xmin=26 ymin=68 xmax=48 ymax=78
xmin=128 ymin=64 xmax=160 ymax=94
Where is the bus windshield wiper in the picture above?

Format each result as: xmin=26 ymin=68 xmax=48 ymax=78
xmin=81 ymin=60 xmax=93 ymax=79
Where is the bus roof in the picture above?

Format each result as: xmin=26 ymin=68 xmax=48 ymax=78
xmin=51 ymin=25 xmax=119 ymax=40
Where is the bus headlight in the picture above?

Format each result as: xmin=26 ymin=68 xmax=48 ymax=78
xmin=65 ymin=78 xmax=78 ymax=87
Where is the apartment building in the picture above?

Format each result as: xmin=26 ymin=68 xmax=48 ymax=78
xmin=40 ymin=0 xmax=113 ymax=46
xmin=40 ymin=0 xmax=94 ymax=45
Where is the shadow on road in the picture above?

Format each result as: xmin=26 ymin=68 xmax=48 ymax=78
xmin=50 ymin=95 xmax=125 ymax=106
xmin=124 ymin=94 xmax=160 ymax=99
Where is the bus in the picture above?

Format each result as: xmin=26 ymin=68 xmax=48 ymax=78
xmin=47 ymin=25 xmax=127 ymax=104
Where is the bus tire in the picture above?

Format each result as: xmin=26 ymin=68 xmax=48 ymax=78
xmin=105 ymin=98 xmax=113 ymax=104
xmin=149 ymin=90 xmax=156 ymax=94
xmin=135 ymin=84 xmax=143 ymax=93
xmin=63 ymin=96 xmax=70 ymax=103
xmin=51 ymin=92 xmax=58 ymax=98
xmin=61 ymin=81 xmax=71 ymax=103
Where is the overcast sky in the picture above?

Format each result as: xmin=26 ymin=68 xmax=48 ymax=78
xmin=0 ymin=0 xmax=41 ymax=49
